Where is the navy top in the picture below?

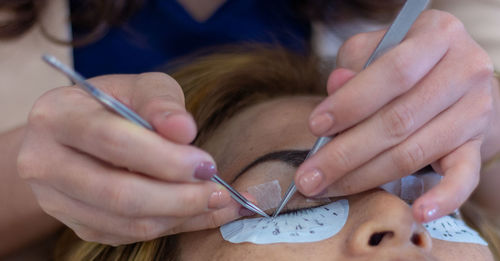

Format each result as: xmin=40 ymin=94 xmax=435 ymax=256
xmin=72 ymin=0 xmax=311 ymax=78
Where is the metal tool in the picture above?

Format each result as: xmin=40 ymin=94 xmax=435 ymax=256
xmin=272 ymin=0 xmax=429 ymax=218
xmin=42 ymin=54 xmax=270 ymax=218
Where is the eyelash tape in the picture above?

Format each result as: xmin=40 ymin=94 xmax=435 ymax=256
xmin=246 ymin=180 xmax=282 ymax=211
xmin=380 ymin=172 xmax=442 ymax=204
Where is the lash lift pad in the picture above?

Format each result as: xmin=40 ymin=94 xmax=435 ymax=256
xmin=220 ymin=200 xmax=349 ymax=244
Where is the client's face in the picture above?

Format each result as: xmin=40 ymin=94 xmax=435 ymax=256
xmin=179 ymin=97 xmax=493 ymax=261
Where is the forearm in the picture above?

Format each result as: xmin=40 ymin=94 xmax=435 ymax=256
xmin=0 ymin=126 xmax=61 ymax=257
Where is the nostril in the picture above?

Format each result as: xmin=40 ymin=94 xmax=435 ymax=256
xmin=411 ymin=233 xmax=422 ymax=246
xmin=368 ymin=231 xmax=394 ymax=246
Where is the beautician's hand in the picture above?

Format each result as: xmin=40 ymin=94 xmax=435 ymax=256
xmin=17 ymin=73 xmax=244 ymax=245
xmin=296 ymin=10 xmax=500 ymax=223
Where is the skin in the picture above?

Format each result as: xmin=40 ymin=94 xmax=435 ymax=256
xmin=179 ymin=97 xmax=494 ymax=261
xmin=4 ymin=6 xmax=499 ymax=251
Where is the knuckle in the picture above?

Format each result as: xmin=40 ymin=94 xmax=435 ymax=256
xmin=338 ymin=32 xmax=371 ymax=69
xmin=177 ymin=192 xmax=203 ymax=215
xmin=90 ymin=124 xmax=128 ymax=162
xmin=441 ymin=13 xmax=465 ymax=36
xmin=332 ymin=176 xmax=357 ymax=195
xmin=324 ymin=143 xmax=354 ymax=173
xmin=392 ymin=143 xmax=425 ymax=175
xmin=16 ymin=149 xmax=38 ymax=180
xmin=425 ymin=10 xmax=465 ymax=36
xmin=388 ymin=50 xmax=416 ymax=88
xmin=28 ymin=94 xmax=56 ymax=130
xmin=381 ymin=103 xmax=415 ymax=140
xmin=131 ymin=219 xmax=161 ymax=241
xmin=102 ymin=182 xmax=141 ymax=216
xmin=469 ymin=51 xmax=494 ymax=81
xmin=205 ymin=212 xmax=222 ymax=229
xmin=476 ymin=90 xmax=494 ymax=124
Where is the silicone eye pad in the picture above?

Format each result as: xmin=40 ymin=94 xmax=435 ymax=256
xmin=220 ymin=200 xmax=349 ymax=244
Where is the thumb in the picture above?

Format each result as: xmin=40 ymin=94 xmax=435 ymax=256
xmin=130 ymin=73 xmax=197 ymax=144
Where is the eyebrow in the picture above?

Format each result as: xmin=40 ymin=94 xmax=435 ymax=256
xmin=232 ymin=150 xmax=310 ymax=182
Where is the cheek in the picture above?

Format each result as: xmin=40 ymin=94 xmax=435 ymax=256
xmin=431 ymin=239 xmax=494 ymax=261
xmin=213 ymin=239 xmax=344 ymax=261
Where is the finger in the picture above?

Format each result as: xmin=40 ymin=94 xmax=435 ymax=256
xmin=38 ymin=143 xmax=231 ymax=217
xmin=298 ymin=84 xmax=491 ymax=197
xmin=303 ymin=40 xmax=490 ymax=195
xmin=172 ymin=192 xmax=255 ymax=234
xmin=51 ymin=91 xmax=215 ymax=182
xmin=412 ymin=139 xmax=482 ymax=223
xmin=326 ymin=68 xmax=357 ymax=95
xmin=31 ymin=183 xmax=181 ymax=244
xmin=89 ymin=73 xmax=196 ymax=144
xmin=309 ymin=11 xmax=453 ymax=137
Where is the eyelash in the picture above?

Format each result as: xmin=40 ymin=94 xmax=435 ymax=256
xmin=280 ymin=206 xmax=315 ymax=215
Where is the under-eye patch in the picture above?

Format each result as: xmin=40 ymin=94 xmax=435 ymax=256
xmin=220 ymin=200 xmax=349 ymax=244
xmin=424 ymin=215 xmax=488 ymax=245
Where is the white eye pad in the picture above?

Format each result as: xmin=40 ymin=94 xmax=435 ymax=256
xmin=220 ymin=199 xmax=349 ymax=244
xmin=425 ymin=215 xmax=488 ymax=246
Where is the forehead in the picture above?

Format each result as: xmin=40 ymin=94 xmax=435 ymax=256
xmin=202 ymin=96 xmax=322 ymax=177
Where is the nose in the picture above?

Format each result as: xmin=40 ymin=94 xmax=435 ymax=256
xmin=347 ymin=196 xmax=432 ymax=256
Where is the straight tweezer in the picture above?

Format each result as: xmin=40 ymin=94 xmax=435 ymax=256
xmin=42 ymin=54 xmax=269 ymax=218
xmin=272 ymin=0 xmax=430 ymax=218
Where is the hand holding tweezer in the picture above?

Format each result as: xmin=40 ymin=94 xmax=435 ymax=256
xmin=273 ymin=0 xmax=430 ymax=218
xmin=42 ymin=54 xmax=269 ymax=218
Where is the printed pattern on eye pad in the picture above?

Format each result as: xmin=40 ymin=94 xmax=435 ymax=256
xmin=424 ymin=215 xmax=488 ymax=245
xmin=220 ymin=199 xmax=349 ymax=244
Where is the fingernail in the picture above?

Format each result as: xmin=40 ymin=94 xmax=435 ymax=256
xmin=208 ymin=190 xmax=229 ymax=209
xmin=239 ymin=207 xmax=255 ymax=217
xmin=194 ymin=162 xmax=217 ymax=180
xmin=420 ymin=204 xmax=439 ymax=222
xmin=298 ymin=169 xmax=324 ymax=195
xmin=310 ymin=112 xmax=335 ymax=135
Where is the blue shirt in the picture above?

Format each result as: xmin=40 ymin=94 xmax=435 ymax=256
xmin=72 ymin=0 xmax=311 ymax=78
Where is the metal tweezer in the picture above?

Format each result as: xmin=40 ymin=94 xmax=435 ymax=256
xmin=42 ymin=54 xmax=270 ymax=218
xmin=272 ymin=0 xmax=429 ymax=218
